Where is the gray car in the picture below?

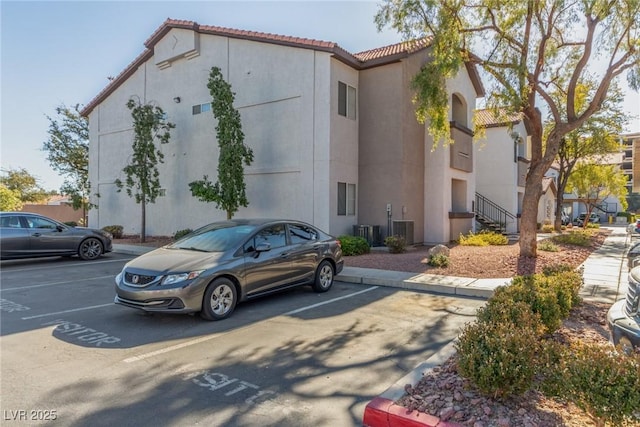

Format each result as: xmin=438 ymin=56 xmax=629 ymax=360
xmin=114 ymin=219 xmax=344 ymax=320
xmin=0 ymin=212 xmax=113 ymax=260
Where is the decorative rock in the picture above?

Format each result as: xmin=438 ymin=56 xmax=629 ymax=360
xmin=428 ymin=244 xmax=450 ymax=257
xmin=440 ymin=406 xmax=456 ymax=420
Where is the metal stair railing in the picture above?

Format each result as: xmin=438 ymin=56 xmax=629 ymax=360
xmin=475 ymin=192 xmax=519 ymax=233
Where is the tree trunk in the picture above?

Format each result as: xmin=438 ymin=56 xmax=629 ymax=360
xmin=519 ymin=159 xmax=549 ymax=257
xmin=141 ymin=200 xmax=146 ymax=243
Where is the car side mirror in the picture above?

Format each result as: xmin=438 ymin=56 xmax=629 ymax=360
xmin=255 ymin=242 xmax=271 ymax=252
xmin=56 ymin=225 xmax=65 ymax=232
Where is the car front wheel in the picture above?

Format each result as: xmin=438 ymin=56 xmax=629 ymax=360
xmin=312 ymin=260 xmax=334 ymax=293
xmin=79 ymin=238 xmax=104 ymax=260
xmin=201 ymin=278 xmax=237 ymax=320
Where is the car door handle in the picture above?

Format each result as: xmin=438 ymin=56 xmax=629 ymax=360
xmin=280 ymin=253 xmax=290 ymax=258
xmin=32 ymin=233 xmax=42 ymax=237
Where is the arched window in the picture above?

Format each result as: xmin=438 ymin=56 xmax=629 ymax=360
xmin=451 ymin=94 xmax=467 ymax=127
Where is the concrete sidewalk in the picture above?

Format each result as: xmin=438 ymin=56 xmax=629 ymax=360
xmin=113 ymin=226 xmax=631 ymax=427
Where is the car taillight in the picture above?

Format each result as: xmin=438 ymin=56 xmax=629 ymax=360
xmin=336 ymin=239 xmax=341 ymax=248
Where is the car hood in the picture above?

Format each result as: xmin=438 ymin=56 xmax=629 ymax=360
xmin=125 ymin=247 xmax=226 ymax=273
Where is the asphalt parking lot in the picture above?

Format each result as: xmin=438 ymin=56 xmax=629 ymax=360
xmin=1 ymin=253 xmax=484 ymax=426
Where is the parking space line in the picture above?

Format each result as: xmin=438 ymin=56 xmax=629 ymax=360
xmin=123 ymin=286 xmax=380 ymax=363
xmin=0 ymin=258 xmax=131 ymax=273
xmin=283 ymin=286 xmax=379 ymax=315
xmin=1 ymin=275 xmax=114 ymax=292
xmin=21 ymin=303 xmax=113 ymax=320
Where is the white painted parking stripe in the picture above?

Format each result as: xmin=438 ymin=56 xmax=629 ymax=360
xmin=21 ymin=303 xmax=113 ymax=320
xmin=123 ymin=286 xmax=380 ymax=363
xmin=283 ymin=286 xmax=379 ymax=315
xmin=1 ymin=275 xmax=114 ymax=292
xmin=0 ymin=258 xmax=131 ymax=273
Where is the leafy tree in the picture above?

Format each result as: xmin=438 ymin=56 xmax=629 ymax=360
xmin=552 ymin=85 xmax=628 ymax=230
xmin=376 ymin=0 xmax=640 ymax=257
xmin=0 ymin=167 xmax=51 ymax=203
xmin=43 ymin=103 xmax=92 ymax=218
xmin=189 ymin=66 xmax=254 ymax=220
xmin=115 ymin=98 xmax=174 ymax=243
xmin=566 ymin=162 xmax=628 ymax=228
xmin=0 ymin=184 xmax=23 ymax=211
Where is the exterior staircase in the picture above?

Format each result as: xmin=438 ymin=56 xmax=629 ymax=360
xmin=475 ymin=192 xmax=518 ymax=234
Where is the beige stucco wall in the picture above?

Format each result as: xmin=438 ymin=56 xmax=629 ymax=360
xmin=329 ymin=60 xmax=360 ymax=237
xmin=475 ymin=121 xmax=528 ymax=233
xmin=358 ymin=60 xmax=424 ymax=241
xmin=423 ymin=67 xmax=479 ymax=244
xmin=88 ymin=29 xmax=335 ymax=236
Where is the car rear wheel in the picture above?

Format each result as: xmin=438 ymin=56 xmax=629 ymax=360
xmin=312 ymin=260 xmax=334 ymax=293
xmin=201 ymin=278 xmax=237 ymax=320
xmin=78 ymin=238 xmax=103 ymax=260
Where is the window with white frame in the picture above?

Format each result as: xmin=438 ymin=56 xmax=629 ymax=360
xmin=338 ymin=81 xmax=356 ymax=120
xmin=337 ymin=182 xmax=356 ymax=216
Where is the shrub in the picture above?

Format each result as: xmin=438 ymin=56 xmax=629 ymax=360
xmin=492 ymin=275 xmax=564 ymax=334
xmin=586 ymin=222 xmax=600 ymax=229
xmin=540 ymin=224 xmax=555 ymax=233
xmin=173 ymin=228 xmax=193 ymax=240
xmin=551 ymin=230 xmax=593 ymax=247
xmin=540 ymin=343 xmax=640 ymax=426
xmin=458 ymin=230 xmax=508 ymax=246
xmin=428 ymin=254 xmax=450 ymax=267
xmin=456 ymin=319 xmax=541 ymax=397
xmin=541 ymin=263 xmax=573 ymax=276
xmin=64 ymin=221 xmax=78 ymax=227
xmin=337 ymin=235 xmax=370 ymax=256
xmin=475 ymin=299 xmax=544 ymax=336
xmin=102 ymin=225 xmax=123 ymax=239
xmin=538 ymin=240 xmax=559 ymax=252
xmin=384 ymin=235 xmax=406 ymax=253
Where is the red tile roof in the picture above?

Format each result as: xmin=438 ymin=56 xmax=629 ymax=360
xmin=475 ymin=108 xmax=524 ymax=128
xmin=81 ymin=19 xmax=482 ymax=116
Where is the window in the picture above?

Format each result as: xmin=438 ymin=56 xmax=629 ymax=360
xmin=28 ymin=217 xmax=58 ymax=229
xmin=1 ymin=215 xmax=23 ymax=228
xmin=337 ymin=182 xmax=356 ymax=216
xmin=244 ymin=224 xmax=287 ymax=253
xmin=192 ymin=103 xmax=211 ymax=115
xmin=338 ymin=81 xmax=356 ymax=120
xmin=288 ymin=224 xmax=318 ymax=245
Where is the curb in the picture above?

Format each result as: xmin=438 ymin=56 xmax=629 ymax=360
xmin=362 ymin=342 xmax=464 ymax=427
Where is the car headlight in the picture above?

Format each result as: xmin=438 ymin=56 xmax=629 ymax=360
xmin=102 ymin=230 xmax=113 ymax=239
xmin=162 ymin=270 xmax=204 ymax=285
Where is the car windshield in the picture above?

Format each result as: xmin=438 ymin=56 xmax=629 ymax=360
xmin=168 ymin=224 xmax=256 ymax=252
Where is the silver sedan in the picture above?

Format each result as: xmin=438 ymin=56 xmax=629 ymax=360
xmin=115 ymin=219 xmax=344 ymax=320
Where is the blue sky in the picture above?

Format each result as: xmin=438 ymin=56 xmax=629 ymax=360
xmin=2 ymin=1 xmax=639 ymax=192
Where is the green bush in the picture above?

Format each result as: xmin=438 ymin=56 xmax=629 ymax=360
xmin=337 ymin=235 xmax=370 ymax=256
xmin=475 ymin=299 xmax=544 ymax=335
xmin=551 ymin=230 xmax=593 ymax=247
xmin=428 ymin=254 xmax=450 ymax=267
xmin=458 ymin=230 xmax=508 ymax=246
xmin=540 ymin=343 xmax=640 ymax=426
xmin=384 ymin=235 xmax=406 ymax=253
xmin=538 ymin=240 xmax=559 ymax=252
xmin=491 ymin=275 xmax=565 ymax=334
xmin=64 ymin=221 xmax=78 ymax=227
xmin=586 ymin=222 xmax=600 ymax=229
xmin=542 ymin=263 xmax=574 ymax=276
xmin=540 ymin=224 xmax=555 ymax=233
xmin=173 ymin=228 xmax=193 ymax=240
xmin=102 ymin=225 xmax=123 ymax=239
xmin=456 ymin=319 xmax=541 ymax=397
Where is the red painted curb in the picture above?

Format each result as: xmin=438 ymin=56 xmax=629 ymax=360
xmin=363 ymin=397 xmax=462 ymax=427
